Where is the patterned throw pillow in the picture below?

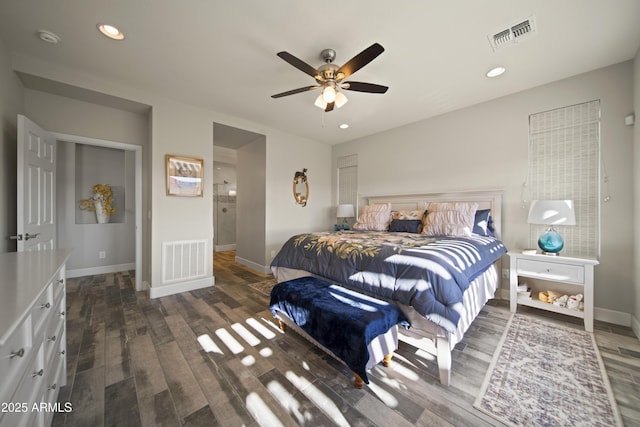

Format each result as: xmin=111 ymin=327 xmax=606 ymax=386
xmin=472 ymin=209 xmax=495 ymax=236
xmin=421 ymin=202 xmax=478 ymax=237
xmin=353 ymin=203 xmax=392 ymax=231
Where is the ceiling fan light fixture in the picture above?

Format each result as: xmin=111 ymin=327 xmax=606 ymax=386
xmin=314 ymin=94 xmax=327 ymax=109
xmin=322 ymin=85 xmax=336 ymax=103
xmin=334 ymin=91 xmax=348 ymax=108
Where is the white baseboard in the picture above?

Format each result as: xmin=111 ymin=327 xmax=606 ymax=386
xmin=67 ymin=263 xmax=135 ymax=278
xmin=215 ymin=244 xmax=236 ymax=252
xmin=631 ymin=314 xmax=640 ymax=340
xmin=149 ymin=276 xmax=214 ymax=299
xmin=235 ymin=256 xmax=270 ymax=275
xmin=499 ymin=288 xmax=634 ymax=328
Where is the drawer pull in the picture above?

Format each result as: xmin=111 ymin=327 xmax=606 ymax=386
xmin=32 ymin=369 xmax=44 ymax=378
xmin=48 ymin=335 xmax=57 ymax=343
xmin=10 ymin=348 xmax=25 ymax=359
xmin=40 ymin=302 xmax=51 ymax=309
xmin=48 ymin=384 xmax=57 ymax=391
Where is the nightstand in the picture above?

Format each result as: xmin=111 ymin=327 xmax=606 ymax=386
xmin=508 ymin=251 xmax=598 ymax=332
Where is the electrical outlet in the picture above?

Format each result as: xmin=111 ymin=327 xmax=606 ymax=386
xmin=502 ymin=268 xmax=509 ymax=279
xmin=99 ymin=251 xmax=106 ymax=259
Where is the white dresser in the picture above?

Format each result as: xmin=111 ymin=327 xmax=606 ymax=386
xmin=0 ymin=249 xmax=71 ymax=427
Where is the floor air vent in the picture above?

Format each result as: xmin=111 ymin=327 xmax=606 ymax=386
xmin=488 ymin=16 xmax=537 ymax=51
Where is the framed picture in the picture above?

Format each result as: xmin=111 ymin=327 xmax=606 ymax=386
xmin=166 ymin=154 xmax=204 ymax=196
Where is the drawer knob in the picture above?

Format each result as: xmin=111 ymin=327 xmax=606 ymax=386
xmin=59 ymin=350 xmax=66 ymax=356
xmin=40 ymin=302 xmax=51 ymax=309
xmin=10 ymin=348 xmax=25 ymax=359
xmin=48 ymin=335 xmax=57 ymax=343
xmin=32 ymin=369 xmax=44 ymax=378
xmin=58 ymin=311 xmax=66 ymax=317
xmin=48 ymin=384 xmax=57 ymax=391
xmin=57 ymin=279 xmax=64 ymax=285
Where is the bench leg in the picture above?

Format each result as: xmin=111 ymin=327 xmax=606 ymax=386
xmin=383 ymin=353 xmax=393 ymax=367
xmin=353 ymin=373 xmax=364 ymax=389
xmin=277 ymin=319 xmax=287 ymax=332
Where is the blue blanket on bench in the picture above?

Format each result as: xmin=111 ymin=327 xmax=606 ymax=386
xmin=269 ymin=276 xmax=409 ymax=384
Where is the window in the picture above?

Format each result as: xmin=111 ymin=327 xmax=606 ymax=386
xmin=528 ymin=100 xmax=600 ymax=257
xmin=337 ymin=154 xmax=358 ymax=213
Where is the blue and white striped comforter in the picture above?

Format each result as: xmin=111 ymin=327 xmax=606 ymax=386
xmin=270 ymin=231 xmax=507 ymax=333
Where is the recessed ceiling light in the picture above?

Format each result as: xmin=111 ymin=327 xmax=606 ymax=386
xmin=37 ymin=29 xmax=61 ymax=44
xmin=486 ymin=66 xmax=506 ymax=78
xmin=97 ymin=24 xmax=124 ymax=40
xmin=339 ymin=124 xmax=349 ymax=129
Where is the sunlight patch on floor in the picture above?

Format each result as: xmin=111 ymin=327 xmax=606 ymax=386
xmin=247 ymin=317 xmax=276 ymax=339
xmin=196 ymin=334 xmax=223 ymax=354
xmin=246 ymin=392 xmax=284 ymax=427
xmin=285 ymin=371 xmax=350 ymax=427
xmin=267 ymin=380 xmax=313 ymax=425
xmin=232 ymin=322 xmax=261 ymax=346
xmin=216 ymin=328 xmax=244 ymax=354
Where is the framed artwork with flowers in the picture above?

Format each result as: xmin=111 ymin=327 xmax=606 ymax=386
xmin=166 ymin=154 xmax=204 ymax=196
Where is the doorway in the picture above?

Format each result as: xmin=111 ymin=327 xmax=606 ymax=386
xmin=53 ymin=132 xmax=143 ymax=290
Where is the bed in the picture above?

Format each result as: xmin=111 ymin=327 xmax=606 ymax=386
xmin=270 ymin=190 xmax=507 ymax=386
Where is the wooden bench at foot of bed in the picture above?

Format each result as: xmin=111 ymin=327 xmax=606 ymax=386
xmin=269 ymin=276 xmax=409 ymax=388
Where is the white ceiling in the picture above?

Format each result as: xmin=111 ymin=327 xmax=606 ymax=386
xmin=1 ymin=1 xmax=639 ymax=145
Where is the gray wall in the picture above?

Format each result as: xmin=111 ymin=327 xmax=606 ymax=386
xmin=333 ymin=61 xmax=635 ymax=325
xmin=23 ymin=89 xmax=150 ymax=280
xmin=56 ymin=142 xmax=135 ymax=271
xmin=0 ymin=37 xmax=24 ymax=253
xmin=634 ymin=47 xmax=640 ymax=336
xmin=236 ymin=137 xmax=266 ymax=267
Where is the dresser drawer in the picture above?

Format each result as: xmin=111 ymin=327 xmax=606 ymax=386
xmin=0 ymin=343 xmax=45 ymax=427
xmin=30 ymin=284 xmax=54 ymax=336
xmin=0 ymin=317 xmax=33 ymax=404
xmin=517 ymin=259 xmax=585 ymax=284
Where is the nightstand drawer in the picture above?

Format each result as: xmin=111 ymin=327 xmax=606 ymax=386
xmin=516 ymin=259 xmax=585 ymax=284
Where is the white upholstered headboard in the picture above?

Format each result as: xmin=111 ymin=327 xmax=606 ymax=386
xmin=365 ymin=189 xmax=503 ymax=239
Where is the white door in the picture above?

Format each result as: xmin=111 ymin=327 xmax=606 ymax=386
xmin=15 ymin=115 xmax=56 ymax=251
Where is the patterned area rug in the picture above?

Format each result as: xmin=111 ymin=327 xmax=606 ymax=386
xmin=248 ymin=278 xmax=277 ymax=296
xmin=474 ymin=314 xmax=622 ymax=427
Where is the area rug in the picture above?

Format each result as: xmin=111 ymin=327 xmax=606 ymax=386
xmin=474 ymin=314 xmax=623 ymax=427
xmin=248 ymin=278 xmax=277 ymax=296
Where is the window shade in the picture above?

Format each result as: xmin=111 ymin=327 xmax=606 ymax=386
xmin=528 ymin=100 xmax=600 ymax=257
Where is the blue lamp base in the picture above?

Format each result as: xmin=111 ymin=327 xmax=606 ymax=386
xmin=538 ymin=228 xmax=564 ymax=255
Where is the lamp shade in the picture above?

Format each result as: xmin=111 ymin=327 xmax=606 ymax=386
xmin=527 ymin=200 xmax=576 ymax=226
xmin=528 ymin=200 xmax=575 ymax=254
xmin=336 ymin=204 xmax=355 ymax=218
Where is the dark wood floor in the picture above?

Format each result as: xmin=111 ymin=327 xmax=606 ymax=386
xmin=51 ymin=251 xmax=640 ymax=427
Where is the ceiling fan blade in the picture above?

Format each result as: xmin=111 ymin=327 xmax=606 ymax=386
xmin=271 ymin=86 xmax=320 ymax=98
xmin=277 ymin=51 xmax=322 ymax=80
xmin=336 ymin=43 xmax=385 ymax=80
xmin=342 ymin=81 xmax=389 ymax=94
xmin=325 ymin=101 xmax=335 ymax=112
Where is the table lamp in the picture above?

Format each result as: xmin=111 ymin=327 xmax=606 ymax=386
xmin=336 ymin=204 xmax=355 ymax=230
xmin=528 ymin=200 xmax=576 ymax=255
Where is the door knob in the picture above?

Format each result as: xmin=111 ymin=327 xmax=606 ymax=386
xmin=9 ymin=234 xmax=23 ymax=241
xmin=24 ymin=233 xmax=40 ymax=240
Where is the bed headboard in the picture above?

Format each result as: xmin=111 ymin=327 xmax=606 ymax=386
xmin=365 ymin=189 xmax=503 ymax=239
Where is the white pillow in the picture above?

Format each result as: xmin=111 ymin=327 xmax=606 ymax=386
xmin=353 ymin=203 xmax=392 ymax=231
xmin=422 ymin=202 xmax=478 ymax=237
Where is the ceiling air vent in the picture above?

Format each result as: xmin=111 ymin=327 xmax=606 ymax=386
xmin=488 ymin=16 xmax=537 ymax=51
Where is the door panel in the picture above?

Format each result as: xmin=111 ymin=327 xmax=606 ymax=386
xmin=17 ymin=115 xmax=56 ymax=251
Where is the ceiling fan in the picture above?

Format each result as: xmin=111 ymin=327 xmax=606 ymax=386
xmin=271 ymin=43 xmax=388 ymax=112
